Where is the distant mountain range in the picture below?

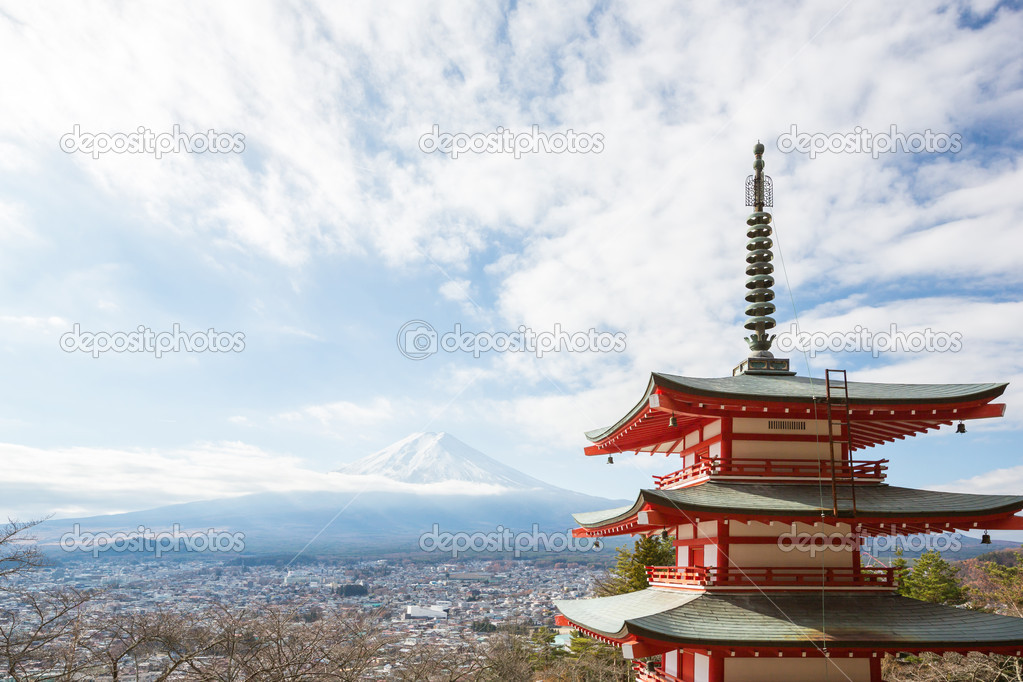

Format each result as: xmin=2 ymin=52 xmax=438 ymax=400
xmin=36 ymin=433 xmax=626 ymax=558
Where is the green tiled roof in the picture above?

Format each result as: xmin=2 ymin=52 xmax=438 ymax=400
xmin=585 ymin=373 xmax=1007 ymax=442
xmin=653 ymin=373 xmax=1006 ymax=404
xmin=556 ymin=589 xmax=1023 ymax=648
xmin=555 ymin=588 xmax=701 ymax=634
xmin=573 ymin=483 xmax=1023 ymax=527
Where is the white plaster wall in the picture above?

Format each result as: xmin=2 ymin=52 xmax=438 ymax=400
xmin=732 ymin=418 xmax=837 ymax=435
xmin=729 ymin=542 xmax=854 ymax=568
xmin=724 ymin=657 xmax=871 ymax=681
xmin=664 ymin=649 xmax=679 ymax=676
xmin=731 ymin=440 xmax=838 ymax=460
xmin=694 ymin=653 xmax=709 ymax=682
xmin=729 ymin=521 xmax=852 ymax=538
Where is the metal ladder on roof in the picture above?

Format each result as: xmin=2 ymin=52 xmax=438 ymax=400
xmin=825 ymin=369 xmax=857 ymax=517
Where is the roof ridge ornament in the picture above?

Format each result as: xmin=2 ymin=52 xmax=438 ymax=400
xmin=735 ymin=142 xmax=793 ymax=376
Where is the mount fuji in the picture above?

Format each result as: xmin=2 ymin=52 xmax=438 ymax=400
xmin=36 ymin=433 xmax=626 ymax=557
xmin=333 ymin=432 xmax=557 ymax=490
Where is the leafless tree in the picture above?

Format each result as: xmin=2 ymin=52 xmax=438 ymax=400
xmin=389 ymin=631 xmax=485 ymax=681
xmin=184 ymin=603 xmax=393 ymax=681
xmin=883 ymin=652 xmax=1023 ymax=682
xmin=0 ymin=587 xmax=92 ymax=681
xmin=0 ymin=519 xmax=45 ymax=583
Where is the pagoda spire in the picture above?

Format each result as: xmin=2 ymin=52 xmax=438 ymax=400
xmin=734 ymin=143 xmax=791 ymax=376
xmin=744 ymin=142 xmax=776 ymax=354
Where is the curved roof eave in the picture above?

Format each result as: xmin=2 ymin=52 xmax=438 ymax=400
xmin=584 ymin=373 xmax=1009 ymax=444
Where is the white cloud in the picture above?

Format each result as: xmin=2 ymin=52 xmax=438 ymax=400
xmin=0 ymin=315 xmax=67 ymax=331
xmin=940 ymin=464 xmax=1023 ymax=497
xmin=0 ymin=439 xmax=523 ymax=520
xmin=0 ymin=1 xmax=1021 ymax=508
xmin=270 ymin=397 xmax=398 ymax=439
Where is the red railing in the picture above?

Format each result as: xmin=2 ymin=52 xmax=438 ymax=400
xmin=633 ymin=662 xmax=682 ymax=682
xmin=652 ymin=457 xmax=888 ymax=489
xmin=645 ymin=565 xmax=895 ymax=589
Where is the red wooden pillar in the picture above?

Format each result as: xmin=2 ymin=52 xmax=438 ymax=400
xmin=869 ymin=654 xmax=882 ymax=681
xmin=681 ymin=650 xmax=694 ymax=681
xmin=719 ymin=519 xmax=730 ymax=577
xmin=852 ymin=533 xmax=862 ymax=580
xmin=708 ymin=654 xmax=724 ymax=682
xmin=720 ymin=418 xmax=732 ymax=469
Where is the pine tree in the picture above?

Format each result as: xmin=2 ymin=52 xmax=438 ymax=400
xmin=899 ymin=550 xmax=966 ymax=605
xmin=892 ymin=547 xmax=910 ymax=594
xmin=595 ymin=535 xmax=675 ymax=596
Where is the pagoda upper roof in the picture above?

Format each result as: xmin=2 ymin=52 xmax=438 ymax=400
xmin=585 ymin=372 xmax=1007 ymax=453
xmin=655 ymin=372 xmax=1002 ymax=404
xmin=572 ymin=483 xmax=1023 ymax=534
xmin=556 ymin=589 xmax=1023 ymax=653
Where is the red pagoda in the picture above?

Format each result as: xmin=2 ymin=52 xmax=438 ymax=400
xmin=554 ymin=144 xmax=1023 ymax=682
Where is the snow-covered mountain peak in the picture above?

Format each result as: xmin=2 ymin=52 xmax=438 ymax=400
xmin=333 ymin=432 xmax=555 ymax=490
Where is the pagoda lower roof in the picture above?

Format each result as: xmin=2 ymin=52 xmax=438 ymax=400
xmin=573 ymin=483 xmax=1023 ymax=530
xmin=585 ymin=373 xmax=1007 ymax=452
xmin=556 ymin=588 xmax=1023 ymax=652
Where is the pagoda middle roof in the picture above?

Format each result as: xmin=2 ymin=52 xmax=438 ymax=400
xmin=573 ymin=482 xmax=1023 ymax=528
xmin=556 ymin=588 xmax=1023 ymax=650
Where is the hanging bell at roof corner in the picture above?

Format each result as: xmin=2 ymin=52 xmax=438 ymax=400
xmin=669 ymin=413 xmax=678 ymax=428
xmin=661 ymin=530 xmax=669 ymax=540
xmin=607 ymin=455 xmax=614 ymax=465
xmin=956 ymin=421 xmax=967 ymax=434
xmin=981 ymin=531 xmax=992 ymax=545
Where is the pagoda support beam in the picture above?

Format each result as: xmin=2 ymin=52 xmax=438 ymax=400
xmin=986 ymin=515 xmax=1023 ymax=530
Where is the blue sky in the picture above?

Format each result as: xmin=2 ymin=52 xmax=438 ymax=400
xmin=1 ymin=0 xmax=1022 ymax=525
